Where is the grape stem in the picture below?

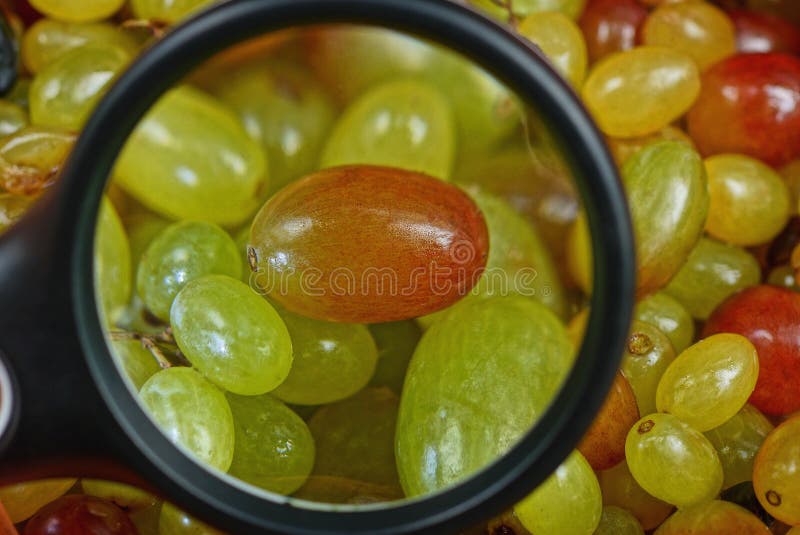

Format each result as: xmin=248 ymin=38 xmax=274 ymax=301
xmin=489 ymin=0 xmax=518 ymax=26
xmin=120 ymin=18 xmax=168 ymax=40
xmin=109 ymin=329 xmax=189 ymax=369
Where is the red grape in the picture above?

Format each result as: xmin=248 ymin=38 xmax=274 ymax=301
xmin=729 ymin=9 xmax=800 ymax=54
xmin=24 ymin=495 xmax=137 ymax=535
xmin=579 ymin=0 xmax=647 ymax=63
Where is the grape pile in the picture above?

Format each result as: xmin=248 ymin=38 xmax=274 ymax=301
xmin=0 ymin=0 xmax=799 ymax=534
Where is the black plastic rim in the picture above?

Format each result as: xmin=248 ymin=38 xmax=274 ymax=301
xmin=63 ymin=0 xmax=635 ymax=533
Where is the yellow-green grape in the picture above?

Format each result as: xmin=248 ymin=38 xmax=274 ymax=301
xmin=110 ymin=339 xmax=160 ymax=390
xmin=124 ymin=211 xmax=171 ymax=282
xmin=396 ymin=296 xmax=572 ymax=496
xmin=623 ymin=141 xmax=709 ymax=296
xmin=137 ymin=221 xmax=242 ymax=321
xmin=654 ymin=500 xmax=771 ymax=535
xmin=469 ymin=0 xmax=587 ymax=20
xmin=0 ymin=479 xmax=76 ymax=522
xmin=368 ymin=320 xmax=421 ymax=394
xmin=664 ymin=237 xmax=760 ymax=320
xmin=789 ymin=527 xmax=800 ymax=535
xmin=129 ymin=501 xmax=162 ymax=535
xmin=171 ymin=275 xmax=292 ymax=396
xmin=293 ymin=476 xmax=401 ymax=505
xmin=656 ymin=333 xmax=760 ymax=432
xmin=704 ymin=404 xmax=774 ymax=490
xmin=567 ymin=211 xmax=592 ymax=294
xmin=29 ymin=0 xmax=124 ymax=23
xmin=321 ymin=79 xmax=455 ymax=181
xmin=270 ymin=307 xmax=377 ymax=405
xmin=598 ymin=461 xmax=674 ymax=531
xmin=582 ymin=47 xmax=700 ymax=138
xmin=94 ymin=197 xmax=131 ymax=326
xmin=753 ymin=414 xmax=800 ymax=525
xmin=210 ymin=62 xmax=335 ymax=195
xmin=641 ymin=2 xmax=736 ymax=71
xmin=0 ymin=99 xmax=27 ymax=137
xmin=130 ymin=0 xmax=216 ymax=23
xmin=139 ymin=367 xmax=234 ymax=472
xmin=308 ymin=388 xmax=402 ymax=494
xmin=517 ymin=12 xmax=588 ymax=87
xmin=22 ymin=19 xmax=138 ymax=74
xmin=607 ymin=126 xmax=695 ymax=167
xmin=114 ymin=86 xmax=267 ymax=226
xmin=625 ymin=413 xmax=724 ymax=508
xmin=768 ymin=264 xmax=800 ymax=292
xmin=6 ymin=78 xmax=31 ymax=110
xmin=30 ymin=44 xmax=130 ymax=131
xmin=593 ymin=506 xmax=644 ymax=535
xmin=621 ymin=320 xmax=677 ymax=416
xmin=0 ymin=126 xmax=75 ymax=195
xmin=226 ymin=393 xmax=314 ymax=495
xmin=0 ymin=195 xmax=32 ymax=234
xmin=80 ymin=480 xmax=156 ymax=510
xmin=634 ymin=292 xmax=694 ymax=354
xmin=514 ymin=451 xmax=602 ymax=535
xmin=159 ymin=502 xmax=224 ymax=535
xmin=780 ymin=159 xmax=800 ymax=215
xmin=566 ymin=307 xmax=589 ymax=348
xmin=704 ymin=154 xmax=791 ymax=246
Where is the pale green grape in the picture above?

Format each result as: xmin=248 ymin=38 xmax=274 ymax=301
xmin=308 ymin=388 xmax=401 ymax=492
xmin=620 ymin=320 xmax=676 ymax=416
xmin=124 ymin=211 xmax=170 ymax=282
xmin=137 ymin=221 xmax=241 ymax=321
xmin=139 ymin=367 xmax=234 ymax=472
xmin=397 ymin=296 xmax=572 ymax=496
xmin=367 ymin=320 xmax=421 ymax=394
xmin=114 ymin=86 xmax=267 ymax=226
xmin=6 ymin=78 xmax=31 ymax=110
xmin=171 ymin=275 xmax=292 ymax=396
xmin=130 ymin=0 xmax=216 ymax=23
xmin=22 ymin=19 xmax=138 ymax=74
xmin=625 ymin=413 xmax=723 ymax=508
xmin=94 ymin=197 xmax=131 ymax=325
xmin=110 ymin=339 xmax=160 ymax=390
xmin=29 ymin=0 xmax=125 ymax=22
xmin=271 ymin=306 xmax=377 ymax=405
xmin=656 ymin=333 xmax=759 ymax=432
xmin=470 ymin=0 xmax=587 ymax=20
xmin=0 ymin=479 xmax=76 ymax=522
xmin=80 ymin=479 xmax=156 ymax=510
xmin=0 ymin=99 xmax=27 ymax=137
xmin=226 ymin=393 xmax=314 ymax=495
xmin=593 ymin=506 xmax=644 ymax=535
xmin=321 ymin=79 xmax=455 ymax=180
xmin=634 ymin=292 xmax=694 ymax=354
xmin=159 ymin=502 xmax=224 ymax=535
xmin=30 ymin=43 xmax=131 ymax=130
xmin=704 ymin=404 xmax=774 ymax=489
xmin=514 ymin=451 xmax=602 ymax=535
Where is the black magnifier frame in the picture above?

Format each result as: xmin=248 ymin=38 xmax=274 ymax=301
xmin=0 ymin=0 xmax=635 ymax=533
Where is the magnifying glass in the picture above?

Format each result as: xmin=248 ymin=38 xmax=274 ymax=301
xmin=0 ymin=0 xmax=634 ymax=533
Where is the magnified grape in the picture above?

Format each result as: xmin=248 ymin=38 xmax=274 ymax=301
xmin=94 ymin=197 xmax=131 ymax=325
xmin=367 ymin=320 xmax=421 ymax=394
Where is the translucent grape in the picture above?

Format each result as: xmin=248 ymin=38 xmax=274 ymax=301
xmin=94 ymin=198 xmax=131 ymax=326
xmin=514 ymin=451 xmax=602 ymax=535
xmin=128 ymin=501 xmax=161 ymax=535
xmin=396 ymin=296 xmax=572 ymax=496
xmin=80 ymin=480 xmax=156 ymax=510
xmin=124 ymin=211 xmax=170 ymax=281
xmin=159 ymin=502 xmax=223 ymax=535
xmin=578 ymin=0 xmax=648 ymax=63
xmin=137 ymin=221 xmax=242 ymax=321
xmin=109 ymin=339 xmax=160 ymax=390
xmin=321 ymin=79 xmax=455 ymax=181
xmin=598 ymin=461 xmax=674 ymax=531
xmin=621 ymin=320 xmax=677 ymax=415
xmin=634 ymin=292 xmax=694 ymax=354
xmin=593 ymin=506 xmax=644 ymax=535
xmin=0 ymin=125 xmax=75 ymax=195
xmin=730 ymin=9 xmax=800 ymax=54
xmin=6 ymin=78 xmax=30 ymax=110
xmin=367 ymin=320 xmax=421 ymax=394
xmin=29 ymin=0 xmax=125 ymax=23
xmin=293 ymin=477 xmax=401 ymax=505
xmin=170 ymin=275 xmax=292 ymax=396
xmin=23 ymin=495 xmax=136 ymax=535
xmin=654 ymin=500 xmax=771 ymax=534
xmin=139 ymin=367 xmax=234 ymax=472
xmin=625 ymin=413 xmax=723 ymax=507
xmin=130 ymin=0 xmax=216 ymax=23
xmin=0 ymin=99 xmax=27 ymax=137
xmin=226 ymin=393 xmax=314 ymax=495
xmin=114 ymin=86 xmax=267 ymax=226
xmin=567 ymin=212 xmax=592 ymax=293
xmin=0 ymin=479 xmax=76 ymax=523
xmin=656 ymin=333 xmax=760 ymax=432
xmin=664 ymin=237 xmax=760 ymax=320
xmin=518 ymin=11 xmax=588 ymax=87
xmin=0 ymin=194 xmax=32 ymax=234
xmin=607 ymin=125 xmax=694 ymax=167
xmin=753 ymin=414 xmax=800 ymax=525
xmin=470 ymin=0 xmax=587 ymax=20
xmin=704 ymin=404 xmax=773 ymax=489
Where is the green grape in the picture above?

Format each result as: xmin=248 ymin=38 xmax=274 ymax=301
xmin=0 ymin=126 xmax=75 ymax=195
xmin=592 ymin=506 xmax=644 ymax=535
xmin=29 ymin=0 xmax=125 ymax=22
xmin=567 ymin=211 xmax=592 ymax=293
xmin=625 ymin=413 xmax=724 ymax=508
xmin=270 ymin=306 xmax=377 ymax=405
xmin=123 ymin=211 xmax=171 ymax=282
xmin=22 ymin=19 xmax=138 ymax=74
xmin=110 ymin=339 xmax=160 ymax=390
xmin=6 ymin=78 xmax=31 ymax=110
xmin=634 ymin=292 xmax=694 ymax=354
xmin=0 ymin=194 xmax=32 ymax=234
xmin=130 ymin=0 xmax=216 ymax=23
xmin=139 ymin=367 xmax=234 ymax=472
xmin=397 ymin=296 xmax=572 ymax=496
xmin=137 ymin=221 xmax=241 ymax=321
xmin=171 ymin=275 xmax=292 ymax=396
xmin=704 ymin=404 xmax=774 ymax=490
xmin=293 ymin=476 xmax=402 ymax=505
xmin=598 ymin=461 xmax=674 ymax=531
xmin=159 ymin=502 xmax=224 ymax=535
xmin=321 ymin=79 xmax=455 ymax=180
xmin=0 ymin=479 xmax=76 ymax=522
xmin=0 ymin=99 xmax=27 ymax=137
xmin=656 ymin=334 xmax=760 ymax=432
xmin=210 ymin=61 xmax=336 ymax=195
xmin=664 ymin=237 xmax=761 ymax=320
xmin=654 ymin=500 xmax=771 ymax=534
xmin=514 ymin=451 xmax=602 ymax=535
xmin=620 ymin=320 xmax=676 ymax=416
xmin=94 ymin=197 xmax=131 ymax=326
xmin=80 ymin=479 xmax=156 ymax=510
xmin=233 ymin=225 xmax=251 ymax=285
xmin=226 ymin=393 xmax=314 ymax=495
xmin=308 ymin=388 xmax=401 ymax=492
xmin=767 ymin=264 xmax=800 ymax=292
xmin=469 ymin=0 xmax=587 ymax=20
xmin=367 ymin=320 xmax=421 ymax=394
xmin=517 ymin=11 xmax=588 ymax=87
xmin=30 ymin=43 xmax=131 ymax=130
xmin=114 ymin=86 xmax=267 ymax=226
xmin=129 ymin=501 xmax=162 ymax=534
